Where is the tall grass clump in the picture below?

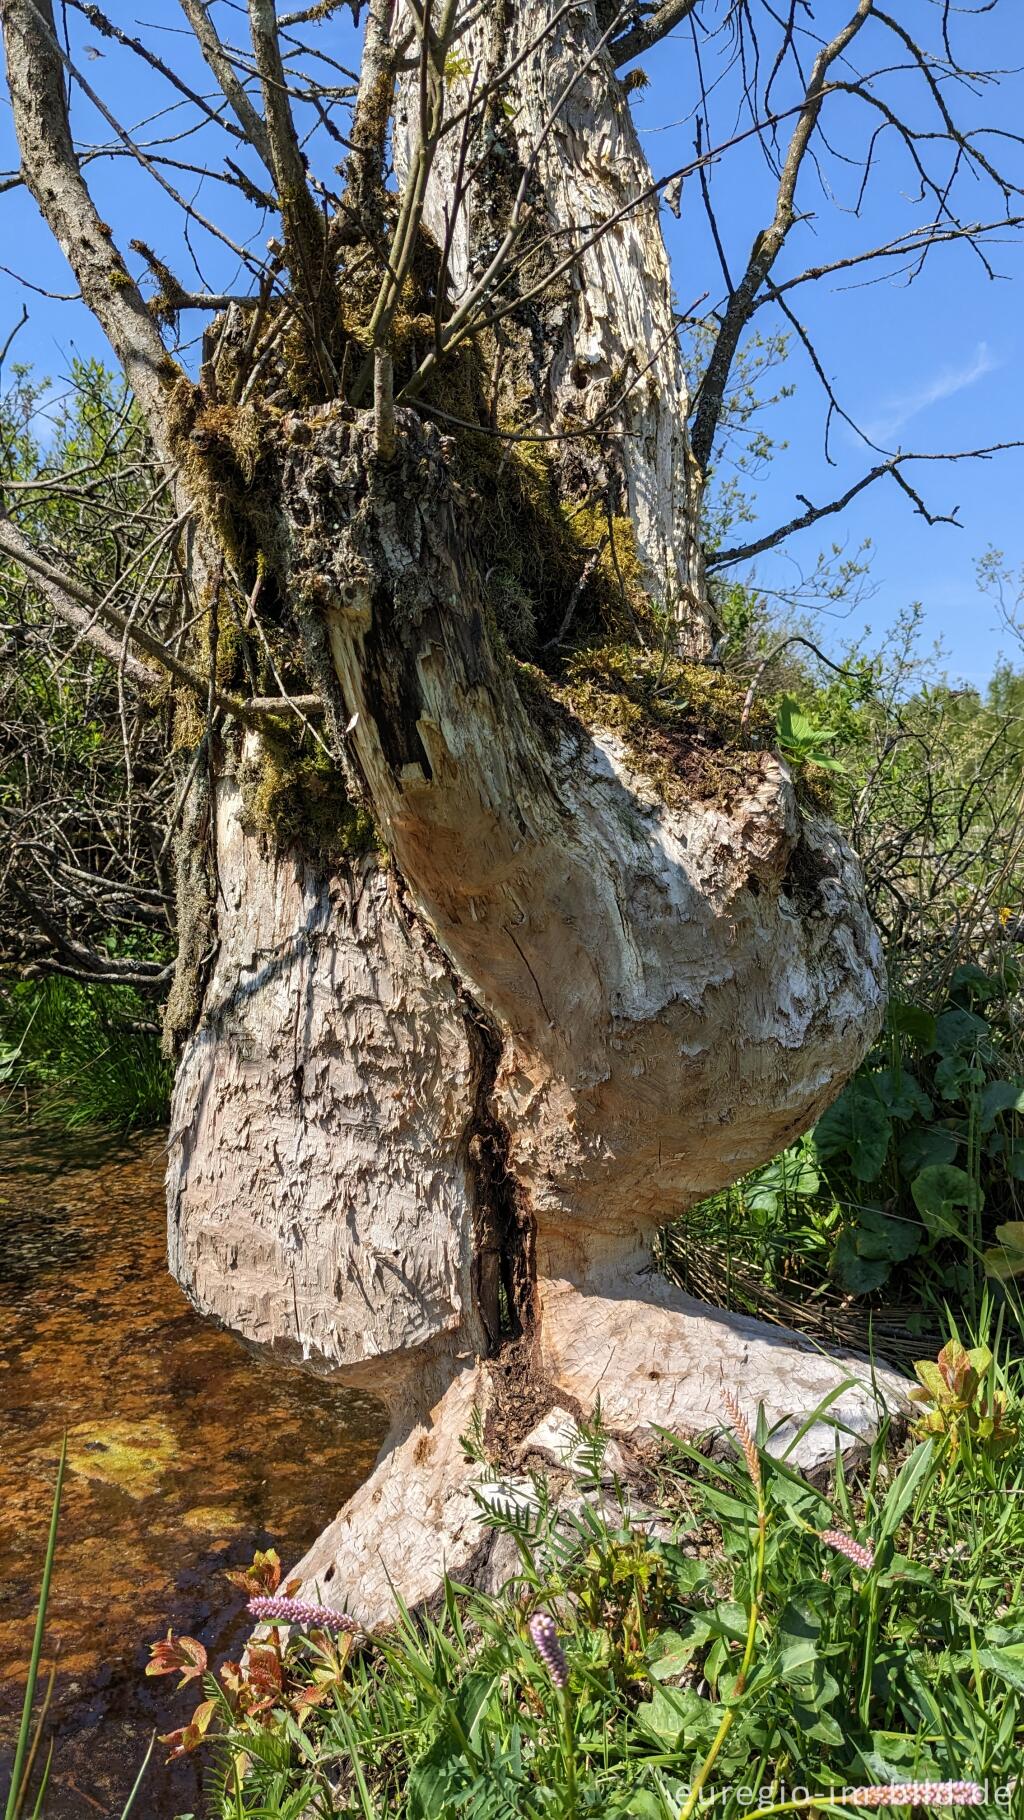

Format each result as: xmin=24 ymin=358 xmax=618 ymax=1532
xmin=0 ymin=975 xmax=171 ymax=1133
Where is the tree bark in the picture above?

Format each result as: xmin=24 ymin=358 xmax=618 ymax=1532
xmin=391 ymin=0 xmax=709 ymax=647
xmin=1 ymin=0 xmax=902 ymax=1628
xmin=168 ymin=404 xmax=900 ymax=1621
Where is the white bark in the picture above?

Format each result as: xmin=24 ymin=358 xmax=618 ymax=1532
xmin=167 ymin=772 xmax=485 ymax=1392
xmin=162 ymin=2 xmax=899 ymax=1625
xmin=394 ymin=0 xmax=709 ymax=648
xmin=285 ymin=1296 xmax=908 ymax=1630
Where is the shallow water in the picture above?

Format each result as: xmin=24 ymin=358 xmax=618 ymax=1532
xmin=0 ymin=1130 xmax=386 ymax=1818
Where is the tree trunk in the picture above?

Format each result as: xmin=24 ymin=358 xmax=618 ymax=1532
xmin=165 ymin=0 xmax=902 ymax=1623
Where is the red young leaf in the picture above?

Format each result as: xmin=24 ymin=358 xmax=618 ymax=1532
xmin=223 ymin=1547 xmax=282 ymax=1597
xmin=146 ymin=1631 xmax=208 ymax=1685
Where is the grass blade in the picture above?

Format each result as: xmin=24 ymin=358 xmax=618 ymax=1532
xmin=118 ymin=1732 xmax=155 ymax=1820
xmin=4 ymin=1435 xmax=66 ymax=1820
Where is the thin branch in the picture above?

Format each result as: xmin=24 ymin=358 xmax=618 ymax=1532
xmin=178 ymin=0 xmax=275 ymax=172
xmin=0 ymin=0 xmax=176 ymax=448
xmin=611 ymin=0 xmax=701 ymax=67
xmin=690 ymin=0 xmax=874 ymax=475
xmin=708 ymin=442 xmax=1024 ymax=569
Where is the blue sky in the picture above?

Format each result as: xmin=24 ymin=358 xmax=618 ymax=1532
xmin=1 ymin=1 xmax=1022 ymax=686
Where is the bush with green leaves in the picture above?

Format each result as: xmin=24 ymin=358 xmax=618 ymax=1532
xmin=0 ymin=973 xmax=171 ymax=1132
xmin=668 ymin=961 xmax=1024 ymax=1330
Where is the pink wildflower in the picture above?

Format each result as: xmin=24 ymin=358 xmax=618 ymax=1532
xmin=820 ymin=1528 xmax=875 ymax=1572
xmin=528 ymin=1611 xmax=568 ymax=1689
xmin=846 ymin=1782 xmax=985 ymax=1807
xmin=247 ymin=1594 xmax=361 ymax=1636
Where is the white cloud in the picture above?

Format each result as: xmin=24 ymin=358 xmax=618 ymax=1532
xmin=864 ymin=341 xmax=998 ymax=444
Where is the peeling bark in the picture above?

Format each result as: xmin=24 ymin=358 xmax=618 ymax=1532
xmin=167 ymin=403 xmax=894 ymax=1620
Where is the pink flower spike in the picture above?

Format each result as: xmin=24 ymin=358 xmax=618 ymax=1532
xmin=847 ymin=1782 xmax=985 ymax=1807
xmin=528 ymin=1611 xmax=568 ymax=1689
xmin=820 ymin=1528 xmax=875 ymax=1572
xmin=247 ymin=1594 xmax=362 ymax=1636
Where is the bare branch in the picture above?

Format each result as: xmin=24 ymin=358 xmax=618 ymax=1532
xmin=707 ymin=442 xmax=1024 ymax=569
xmin=0 ymin=0 xmax=176 ymax=445
xmin=247 ymin=0 xmax=337 ymax=384
xmin=690 ymin=0 xmax=873 ymax=475
xmin=611 ymin=0 xmax=700 ymax=68
xmin=178 ymin=0 xmax=275 ymax=173
xmin=0 ymin=511 xmax=158 ymax=685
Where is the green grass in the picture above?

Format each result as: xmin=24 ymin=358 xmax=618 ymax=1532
xmin=0 ymin=975 xmax=171 ymax=1133
xmin=142 ymin=1300 xmax=1024 ymax=1820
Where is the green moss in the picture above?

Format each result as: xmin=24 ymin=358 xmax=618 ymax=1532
xmin=513 ymin=644 xmax=776 ymax=808
xmin=514 ymin=645 xmax=835 ymax=814
xmin=240 ymin=725 xmax=380 ymax=865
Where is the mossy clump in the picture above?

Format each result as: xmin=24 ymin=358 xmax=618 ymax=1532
xmin=515 ymin=644 xmax=777 ymax=808
xmin=517 ymin=644 xmax=837 ymax=813
xmin=240 ymin=724 xmax=379 ymax=865
xmin=561 ymin=645 xmax=772 ymax=744
xmin=450 ymin=437 xmax=656 ymax=659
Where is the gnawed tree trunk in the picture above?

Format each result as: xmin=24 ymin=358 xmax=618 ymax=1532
xmin=161 ymin=0 xmax=904 ymax=1623
xmin=1 ymin=0 xmax=903 ymax=1630
xmin=390 ymin=0 xmax=708 ymax=643
xmin=168 ymin=396 xmax=900 ymax=1620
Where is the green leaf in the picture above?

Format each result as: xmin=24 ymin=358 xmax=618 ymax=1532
xmin=976 ymin=1646 xmax=1024 ymax=1692
xmin=949 ymin=963 xmax=1002 ymax=1006
xmin=647 ymin=1629 xmax=699 ymax=1681
xmin=897 ymin=1124 xmax=958 ymax=1175
xmin=979 ymin=1078 xmax=1024 ymax=1131
xmin=791 ymin=1701 xmax=845 ymax=1746
xmin=910 ymin=1164 xmax=983 ymax=1236
xmin=933 ymin=1006 xmax=990 ymax=1057
xmin=983 ymin=1222 xmax=1024 ymax=1282
xmin=889 ymin=1000 xmax=937 ymax=1047
xmin=872 ymin=1068 xmax=933 ymax=1122
xmin=878 ymin=1440 xmax=935 ymax=1541
xmin=833 ymin=1205 xmax=921 ymax=1291
xmin=635 ymin=1686 xmax=722 ymax=1749
xmin=832 ymin=1234 xmax=891 ymax=1293
xmin=813 ymin=1079 xmax=892 ymax=1180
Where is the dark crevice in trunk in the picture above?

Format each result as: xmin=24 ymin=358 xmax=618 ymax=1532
xmin=463 ymin=1005 xmax=535 ymax=1355
xmin=389 ymin=866 xmax=536 ymax=1357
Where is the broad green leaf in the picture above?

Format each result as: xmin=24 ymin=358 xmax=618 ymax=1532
xmin=635 ymin=1685 xmax=722 ymax=1749
xmin=897 ymin=1124 xmax=958 ymax=1175
xmin=934 ymin=1051 xmax=985 ymax=1101
xmin=979 ymin=1078 xmax=1024 ymax=1131
xmin=949 ymin=962 xmax=1002 ymax=1005
xmin=872 ymin=1068 xmax=932 ymax=1122
xmin=813 ymin=1079 xmax=892 ymax=1180
xmin=889 ymin=1001 xmax=937 ymax=1046
xmin=983 ymin=1222 xmax=1024 ymax=1281
xmin=791 ymin=1701 xmax=845 ymax=1746
xmin=910 ymin=1163 xmax=983 ymax=1236
xmin=976 ymin=1646 xmax=1024 ymax=1692
xmin=646 ymin=1629 xmax=698 ymax=1681
xmin=932 ymin=1005 xmax=990 ymax=1057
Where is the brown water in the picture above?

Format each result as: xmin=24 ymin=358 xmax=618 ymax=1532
xmin=0 ymin=1131 xmax=385 ymax=1819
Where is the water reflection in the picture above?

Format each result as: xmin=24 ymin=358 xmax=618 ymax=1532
xmin=0 ymin=1130 xmax=385 ymax=1818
